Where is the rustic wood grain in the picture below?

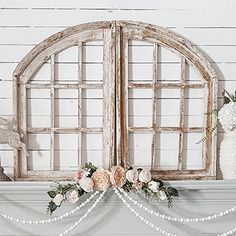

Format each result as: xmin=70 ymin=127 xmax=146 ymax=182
xmin=13 ymin=21 xmax=217 ymax=180
xmin=77 ymin=42 xmax=83 ymax=167
xmin=151 ymin=43 xmax=159 ymax=171
xmin=177 ymin=57 xmax=186 ymax=170
xmin=50 ymin=54 xmax=55 ymax=171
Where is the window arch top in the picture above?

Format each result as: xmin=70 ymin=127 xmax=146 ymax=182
xmin=13 ymin=21 xmax=217 ymax=180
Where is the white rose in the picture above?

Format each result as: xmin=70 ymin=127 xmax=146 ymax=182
xmin=68 ymin=190 xmax=79 ymax=203
xmin=52 ymin=194 xmax=64 ymax=206
xmin=126 ymin=169 xmax=139 ymax=183
xmin=158 ymin=190 xmax=166 ymax=200
xmin=148 ymin=181 xmax=160 ymax=192
xmin=138 ymin=169 xmax=152 ymax=183
xmin=79 ymin=177 xmax=94 ymax=192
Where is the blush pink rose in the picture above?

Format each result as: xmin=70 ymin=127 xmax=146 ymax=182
xmin=110 ymin=166 xmax=126 ymax=188
xmin=92 ymin=169 xmax=111 ymax=191
xmin=74 ymin=168 xmax=86 ymax=182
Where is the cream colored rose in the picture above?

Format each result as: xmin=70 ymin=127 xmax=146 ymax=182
xmin=126 ymin=169 xmax=138 ymax=183
xmin=79 ymin=177 xmax=94 ymax=192
xmin=110 ymin=166 xmax=126 ymax=188
xmin=138 ymin=169 xmax=152 ymax=183
xmin=92 ymin=169 xmax=111 ymax=191
xmin=67 ymin=190 xmax=79 ymax=203
xmin=158 ymin=190 xmax=167 ymax=200
xmin=148 ymin=181 xmax=160 ymax=192
xmin=52 ymin=194 xmax=64 ymax=206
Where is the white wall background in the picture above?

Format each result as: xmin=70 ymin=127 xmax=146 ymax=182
xmin=1 ymin=0 xmax=236 ymax=177
xmin=0 ymin=1 xmax=236 ymax=235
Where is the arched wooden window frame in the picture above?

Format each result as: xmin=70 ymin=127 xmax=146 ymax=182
xmin=12 ymin=21 xmax=217 ymax=180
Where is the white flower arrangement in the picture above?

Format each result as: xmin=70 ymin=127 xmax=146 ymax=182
xmin=218 ymin=102 xmax=236 ymax=132
xmin=218 ymin=90 xmax=236 ymax=132
xmin=198 ymin=90 xmax=236 ymax=143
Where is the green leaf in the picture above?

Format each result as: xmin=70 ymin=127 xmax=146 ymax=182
xmin=78 ymin=187 xmax=85 ymax=196
xmin=222 ymin=89 xmax=234 ymax=104
xmin=47 ymin=201 xmax=57 ymax=215
xmin=224 ymin=96 xmax=231 ymax=104
xmin=167 ymin=187 xmax=179 ymax=197
xmin=47 ymin=191 xmax=56 ymax=198
xmin=122 ymin=181 xmax=133 ymax=192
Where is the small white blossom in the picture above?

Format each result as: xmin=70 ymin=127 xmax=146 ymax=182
xmin=218 ymin=102 xmax=236 ymax=132
xmin=79 ymin=177 xmax=94 ymax=192
xmin=158 ymin=190 xmax=166 ymax=200
xmin=52 ymin=194 xmax=64 ymax=206
xmin=67 ymin=190 xmax=79 ymax=203
xmin=148 ymin=181 xmax=160 ymax=192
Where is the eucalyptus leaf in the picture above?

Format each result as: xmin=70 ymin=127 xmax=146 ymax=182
xmin=47 ymin=191 xmax=56 ymax=198
xmin=47 ymin=201 xmax=57 ymax=214
xmin=167 ymin=187 xmax=179 ymax=197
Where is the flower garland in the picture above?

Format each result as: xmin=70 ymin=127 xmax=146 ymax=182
xmin=47 ymin=162 xmax=179 ymax=214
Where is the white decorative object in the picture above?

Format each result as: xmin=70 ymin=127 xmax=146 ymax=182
xmin=0 ymin=117 xmax=29 ymax=181
xmin=220 ymin=130 xmax=236 ymax=180
xmin=218 ymin=102 xmax=236 ymax=132
xmin=0 ymin=117 xmax=29 ymax=155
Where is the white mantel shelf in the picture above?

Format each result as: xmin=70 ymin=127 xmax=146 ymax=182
xmin=0 ymin=180 xmax=236 ymax=191
xmin=1 ymin=181 xmax=236 ymax=236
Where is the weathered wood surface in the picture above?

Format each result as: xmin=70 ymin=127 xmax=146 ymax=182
xmin=13 ymin=21 xmax=217 ymax=180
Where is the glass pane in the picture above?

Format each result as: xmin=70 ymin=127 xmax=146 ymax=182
xmin=54 ymin=134 xmax=79 ymax=171
xmin=157 ymin=89 xmax=180 ymax=127
xmin=27 ymin=134 xmax=50 ymax=171
xmin=129 ymin=132 xmax=152 ymax=168
xmin=154 ymin=133 xmax=179 ymax=170
xmin=128 ymin=89 xmax=152 ymax=127
xmin=81 ymin=133 xmax=103 ymax=166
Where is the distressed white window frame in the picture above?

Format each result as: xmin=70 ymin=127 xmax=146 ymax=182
xmin=13 ymin=21 xmax=217 ymax=180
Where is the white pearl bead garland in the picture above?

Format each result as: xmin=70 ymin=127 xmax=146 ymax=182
xmin=114 ymin=188 xmax=176 ymax=236
xmin=1 ymin=188 xmax=236 ymax=236
xmin=217 ymin=227 xmax=236 ymax=236
xmin=57 ymin=190 xmax=106 ymax=236
xmin=119 ymin=187 xmax=236 ymax=223
xmin=0 ymin=191 xmax=99 ymax=224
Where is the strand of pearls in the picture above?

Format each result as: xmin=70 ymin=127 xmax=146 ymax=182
xmin=114 ymin=188 xmax=176 ymax=236
xmin=117 ymin=189 xmax=236 ymax=236
xmin=119 ymin=187 xmax=236 ymax=223
xmin=0 ymin=191 xmax=99 ymax=225
xmin=57 ymin=190 xmax=106 ymax=236
xmin=217 ymin=227 xmax=236 ymax=236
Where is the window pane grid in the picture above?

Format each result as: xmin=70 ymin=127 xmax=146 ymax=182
xmin=127 ymin=41 xmax=206 ymax=172
xmin=25 ymin=40 xmax=105 ymax=173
